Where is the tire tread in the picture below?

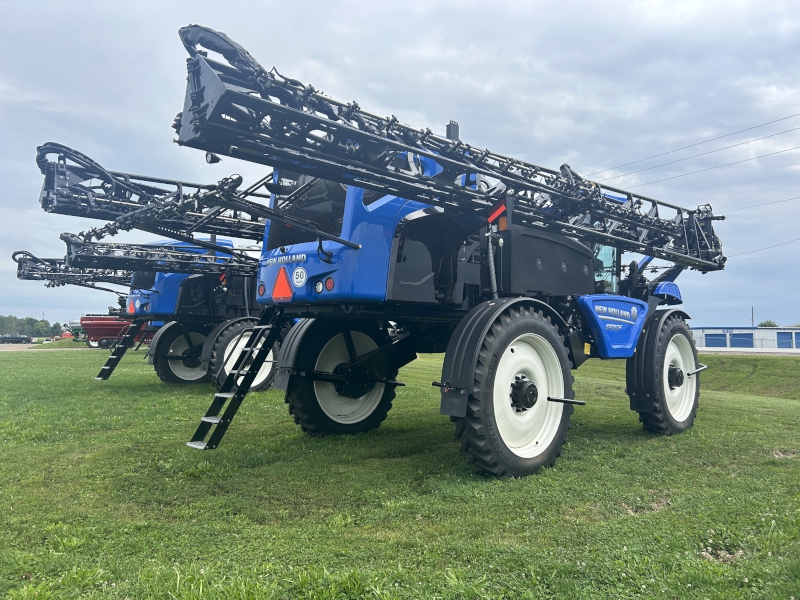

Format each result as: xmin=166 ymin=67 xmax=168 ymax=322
xmin=453 ymin=307 xmax=574 ymax=478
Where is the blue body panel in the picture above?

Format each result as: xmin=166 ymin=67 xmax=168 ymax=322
xmin=652 ymin=281 xmax=683 ymax=304
xmin=257 ymin=187 xmax=427 ymax=305
xmin=126 ymin=238 xmax=233 ymax=318
xmin=128 ymin=272 xmax=188 ymax=316
xmin=577 ymin=294 xmax=649 ymax=359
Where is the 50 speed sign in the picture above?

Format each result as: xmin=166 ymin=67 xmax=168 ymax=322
xmin=292 ymin=267 xmax=307 ymax=288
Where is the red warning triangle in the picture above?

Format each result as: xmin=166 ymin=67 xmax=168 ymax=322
xmin=271 ymin=267 xmax=293 ymax=302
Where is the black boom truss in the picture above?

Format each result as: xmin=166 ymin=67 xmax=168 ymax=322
xmin=37 ymin=142 xmax=265 ymax=241
xmin=39 ymin=143 xmax=361 ymax=252
xmin=13 ymin=250 xmax=132 ymax=293
xmin=173 ymin=24 xmax=725 ymax=271
xmin=60 ymin=234 xmax=258 ymax=277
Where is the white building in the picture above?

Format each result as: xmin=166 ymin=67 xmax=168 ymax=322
xmin=691 ymin=327 xmax=800 ymax=349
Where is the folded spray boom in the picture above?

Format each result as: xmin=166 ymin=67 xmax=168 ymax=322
xmin=172 ymin=24 xmax=725 ymax=271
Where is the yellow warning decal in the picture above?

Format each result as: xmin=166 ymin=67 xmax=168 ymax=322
xmin=584 ymin=343 xmax=591 ymax=356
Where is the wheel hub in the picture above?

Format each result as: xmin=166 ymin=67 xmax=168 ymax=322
xmin=668 ymin=365 xmax=684 ymax=389
xmin=510 ymin=375 xmax=538 ymax=412
xmin=182 ymin=355 xmax=202 ymax=368
xmin=333 ymin=360 xmax=377 ymax=399
xmin=181 ymin=346 xmax=203 ymax=369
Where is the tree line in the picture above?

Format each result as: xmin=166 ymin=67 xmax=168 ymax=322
xmin=0 ymin=315 xmax=63 ymax=338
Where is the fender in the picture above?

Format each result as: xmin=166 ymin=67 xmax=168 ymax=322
xmin=272 ymin=318 xmax=417 ymax=393
xmin=439 ymin=297 xmax=575 ymax=417
xmin=199 ymin=316 xmax=260 ymax=373
xmin=272 ymin=318 xmax=316 ymax=391
xmin=626 ymin=307 xmax=691 ymax=413
xmin=146 ymin=321 xmax=183 ymax=365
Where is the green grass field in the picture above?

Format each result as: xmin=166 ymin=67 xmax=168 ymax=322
xmin=28 ymin=340 xmax=88 ymax=349
xmin=0 ymin=350 xmax=797 ymax=599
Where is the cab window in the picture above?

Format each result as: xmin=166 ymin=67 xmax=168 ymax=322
xmin=593 ymin=244 xmax=618 ymax=293
xmin=267 ymin=176 xmax=347 ymax=250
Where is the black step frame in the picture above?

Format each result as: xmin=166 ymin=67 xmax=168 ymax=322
xmin=95 ymin=320 xmax=145 ymax=380
xmin=187 ymin=308 xmax=285 ymax=449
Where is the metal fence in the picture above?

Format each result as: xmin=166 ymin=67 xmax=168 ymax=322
xmin=691 ymin=328 xmax=800 ymax=349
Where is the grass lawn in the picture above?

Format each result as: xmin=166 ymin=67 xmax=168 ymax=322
xmin=0 ymin=349 xmax=797 ymax=599
xmin=29 ymin=340 xmax=91 ymax=350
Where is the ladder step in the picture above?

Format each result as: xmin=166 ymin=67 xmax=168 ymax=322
xmin=186 ymin=309 xmax=285 ymax=451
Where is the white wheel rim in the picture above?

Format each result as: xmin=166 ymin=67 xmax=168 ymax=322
xmin=492 ymin=333 xmax=565 ymax=459
xmin=313 ymin=332 xmax=384 ymax=424
xmin=167 ymin=332 xmax=207 ymax=381
xmin=222 ymin=331 xmax=274 ymax=388
xmin=663 ymin=333 xmax=696 ymax=422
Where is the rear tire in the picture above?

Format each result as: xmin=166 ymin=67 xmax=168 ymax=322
xmin=453 ymin=306 xmax=574 ymax=478
xmin=153 ymin=325 xmax=209 ymax=384
xmin=627 ymin=315 xmax=699 ymax=435
xmin=286 ymin=321 xmax=396 ymax=436
xmin=98 ymin=338 xmax=110 ymax=349
xmin=208 ymin=318 xmax=278 ymax=392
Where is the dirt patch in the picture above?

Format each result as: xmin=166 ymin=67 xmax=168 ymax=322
xmin=621 ymin=498 xmax=670 ymax=516
xmin=772 ymin=449 xmax=798 ymax=459
xmin=0 ymin=344 xmax=89 ymax=352
xmin=0 ymin=344 xmax=37 ymax=352
xmin=700 ymin=549 xmax=744 ymax=563
xmin=564 ymin=503 xmax=611 ymax=523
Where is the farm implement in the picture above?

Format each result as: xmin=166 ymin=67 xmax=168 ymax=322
xmin=18 ymin=24 xmax=727 ymax=478
xmin=161 ymin=25 xmax=727 ymax=477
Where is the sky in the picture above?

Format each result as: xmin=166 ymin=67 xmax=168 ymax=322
xmin=1 ymin=0 xmax=799 ymax=327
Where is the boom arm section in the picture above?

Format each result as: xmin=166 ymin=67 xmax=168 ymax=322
xmin=37 ymin=143 xmax=266 ymax=241
xmin=40 ymin=145 xmax=362 ymax=251
xmin=173 ymin=24 xmax=725 ymax=271
xmin=13 ymin=250 xmax=132 ymax=293
xmin=60 ymin=234 xmax=258 ymax=277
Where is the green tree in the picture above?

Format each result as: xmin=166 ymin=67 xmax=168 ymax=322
xmin=21 ymin=317 xmax=39 ymax=336
xmin=33 ymin=321 xmax=50 ymax=338
xmin=757 ymin=320 xmax=778 ymax=327
xmin=0 ymin=315 xmax=14 ymax=334
xmin=0 ymin=315 xmax=64 ymax=337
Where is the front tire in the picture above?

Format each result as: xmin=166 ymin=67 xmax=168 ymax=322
xmin=208 ymin=319 xmax=278 ymax=392
xmin=628 ymin=315 xmax=699 ymax=435
xmin=286 ymin=321 xmax=396 ymax=436
xmin=153 ymin=325 xmax=209 ymax=384
xmin=454 ymin=306 xmax=574 ymax=478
